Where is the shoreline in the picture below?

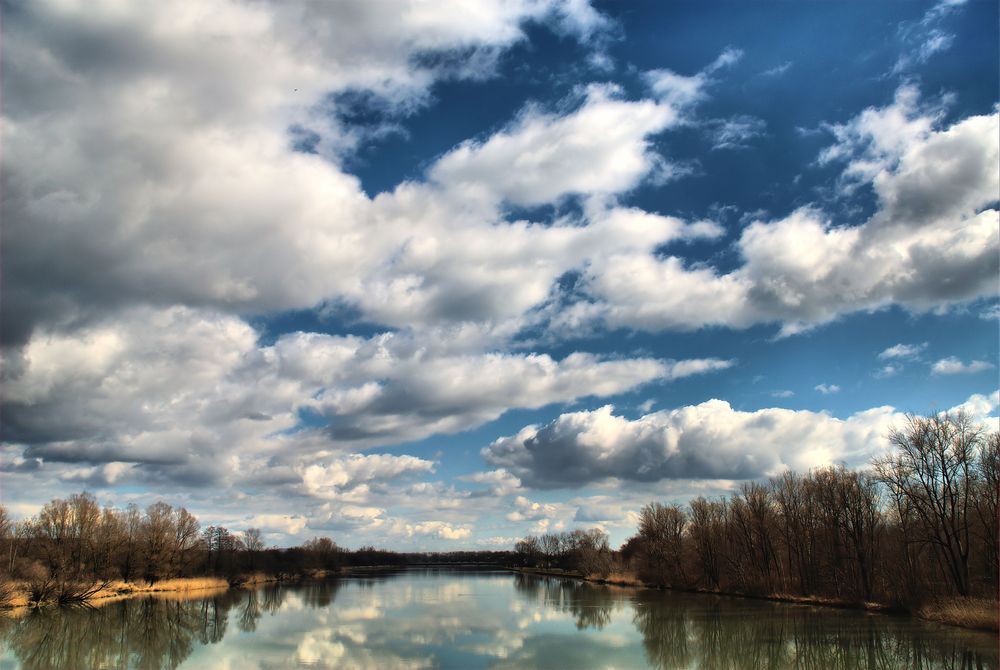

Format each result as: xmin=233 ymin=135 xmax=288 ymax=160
xmin=4 ymin=566 xmax=995 ymax=633
xmin=509 ymin=567 xmax=998 ymax=633
xmin=0 ymin=569 xmax=342 ymax=611
xmin=0 ymin=564 xmax=430 ymax=611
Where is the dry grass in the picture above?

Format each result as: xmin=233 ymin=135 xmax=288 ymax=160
xmin=594 ymin=571 xmax=645 ymax=587
xmin=135 ymin=577 xmax=229 ymax=593
xmin=917 ymin=598 xmax=998 ymax=632
xmin=0 ymin=577 xmax=231 ymax=609
xmin=0 ymin=583 xmax=30 ymax=608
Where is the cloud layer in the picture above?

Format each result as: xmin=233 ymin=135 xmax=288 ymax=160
xmin=483 ymin=392 xmax=999 ymax=488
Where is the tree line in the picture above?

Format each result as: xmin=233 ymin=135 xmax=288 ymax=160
xmin=0 ymin=494 xmax=514 ymax=606
xmin=516 ymin=411 xmax=998 ymax=607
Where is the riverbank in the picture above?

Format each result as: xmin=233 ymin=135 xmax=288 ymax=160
xmin=511 ymin=567 xmax=998 ymax=633
xmin=0 ymin=569 xmax=348 ymax=609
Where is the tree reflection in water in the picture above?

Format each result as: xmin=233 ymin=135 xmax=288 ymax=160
xmin=630 ymin=589 xmax=997 ymax=670
xmin=513 ymin=573 xmax=620 ymax=630
xmin=0 ymin=575 xmax=994 ymax=670
xmin=0 ymin=586 xmax=271 ymax=670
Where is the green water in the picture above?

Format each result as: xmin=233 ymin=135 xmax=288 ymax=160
xmin=0 ymin=569 xmax=995 ymax=669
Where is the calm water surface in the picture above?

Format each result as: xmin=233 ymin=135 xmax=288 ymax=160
xmin=0 ymin=568 xmax=995 ymax=669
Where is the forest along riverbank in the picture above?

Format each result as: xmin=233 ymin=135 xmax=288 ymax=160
xmin=511 ymin=567 xmax=999 ymax=633
xmin=511 ymin=417 xmax=999 ymax=636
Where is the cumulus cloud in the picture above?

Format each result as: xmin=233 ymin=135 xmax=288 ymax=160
xmin=390 ymin=520 xmax=472 ymax=541
xmin=300 ymin=455 xmax=436 ymax=499
xmin=814 ymin=384 xmax=841 ymax=395
xmin=505 ymin=496 xmax=568 ymax=524
xmin=8 ymin=0 xmax=987 ymax=350
xmin=1 ymin=0 xmax=623 ymax=345
xmin=1 ymin=306 xmax=728 ymax=486
xmin=951 ymin=390 xmax=1000 ymax=420
xmin=428 ymin=85 xmax=677 ymax=207
xmin=563 ymin=86 xmax=998 ymax=335
xmin=459 ymin=469 xmax=523 ymax=497
xmin=931 ymin=357 xmax=994 ymax=375
xmin=483 ymin=400 xmax=918 ymax=488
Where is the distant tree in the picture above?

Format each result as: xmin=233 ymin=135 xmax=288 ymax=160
xmin=172 ymin=508 xmax=200 ymax=575
xmin=203 ymin=526 xmax=242 ymax=576
xmin=242 ymin=528 xmax=264 ymax=570
xmin=514 ymin=535 xmax=542 ymax=567
xmin=303 ymin=537 xmax=341 ymax=570
xmin=118 ymin=504 xmax=143 ymax=581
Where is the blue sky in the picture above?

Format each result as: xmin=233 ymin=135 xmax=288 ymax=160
xmin=1 ymin=0 xmax=997 ymax=549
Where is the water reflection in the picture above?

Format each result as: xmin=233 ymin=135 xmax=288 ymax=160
xmin=0 ymin=571 xmax=994 ymax=670
xmin=1 ymin=590 xmax=237 ymax=669
xmin=628 ymin=589 xmax=998 ymax=670
xmin=513 ymin=573 xmax=620 ymax=630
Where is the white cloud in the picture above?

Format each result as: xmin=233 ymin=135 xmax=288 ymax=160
xmin=708 ymin=115 xmax=766 ymax=150
xmin=874 ymin=364 xmax=901 ymax=379
xmin=878 ymin=342 xmax=927 ymax=359
xmin=2 ymin=306 xmax=726 ymax=484
xmin=505 ymin=495 xmax=568 ymax=523
xmin=761 ymin=61 xmax=792 ymax=77
xmin=950 ymin=390 xmax=1000 ymax=421
xmin=892 ymin=0 xmax=966 ymax=74
xmin=484 ymin=400 xmax=913 ymax=488
xmin=573 ymin=499 xmax=638 ymax=527
xmin=428 ymin=85 xmax=676 ymax=208
xmin=771 ymin=390 xmax=795 ymax=398
xmin=390 ymin=520 xmax=472 ymax=541
xmin=564 ymin=87 xmax=998 ymax=334
xmin=245 ymin=514 xmax=308 ymax=537
xmin=300 ymin=455 xmax=436 ymax=499
xmin=644 ymin=47 xmax=742 ymax=109
xmin=8 ymin=0 xmax=987 ymax=350
xmin=1 ymin=0 xmax=617 ymax=345
xmin=814 ymin=384 xmax=841 ymax=395
xmin=931 ymin=357 xmax=994 ymax=375
xmin=459 ymin=469 xmax=523 ymax=496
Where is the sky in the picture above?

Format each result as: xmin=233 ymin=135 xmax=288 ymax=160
xmin=1 ymin=0 xmax=997 ymax=550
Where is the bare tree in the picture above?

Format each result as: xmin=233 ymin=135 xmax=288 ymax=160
xmin=514 ymin=535 xmax=542 ymax=567
xmin=637 ymin=503 xmax=688 ymax=586
xmin=973 ymin=432 xmax=999 ymax=588
xmin=874 ymin=411 xmax=982 ymax=596
xmin=242 ymin=528 xmax=264 ymax=570
xmin=688 ymin=497 xmax=724 ymax=589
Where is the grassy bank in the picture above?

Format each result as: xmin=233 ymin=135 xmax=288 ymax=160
xmin=512 ymin=568 xmax=998 ymax=632
xmin=0 ymin=565 xmax=405 ymax=609
xmin=1 ymin=576 xmax=231 ymax=608
xmin=917 ymin=598 xmax=999 ymax=632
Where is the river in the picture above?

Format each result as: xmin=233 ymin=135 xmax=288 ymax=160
xmin=0 ymin=568 xmax=995 ymax=669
